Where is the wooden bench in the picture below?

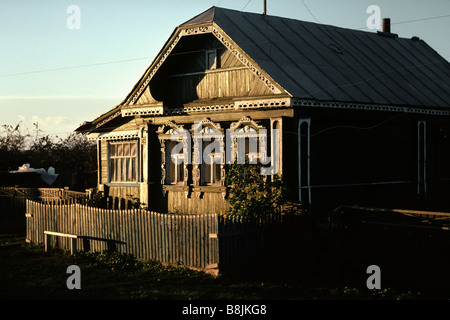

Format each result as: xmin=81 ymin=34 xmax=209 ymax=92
xmin=44 ymin=231 xmax=80 ymax=255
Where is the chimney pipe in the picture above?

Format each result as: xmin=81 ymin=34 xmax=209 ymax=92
xmin=263 ymin=0 xmax=267 ymax=15
xmin=383 ymin=18 xmax=391 ymax=33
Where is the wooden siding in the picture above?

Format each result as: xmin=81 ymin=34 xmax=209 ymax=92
xmin=134 ymin=33 xmax=276 ymax=105
xmin=100 ymin=140 xmax=108 ymax=184
xmin=166 ymin=190 xmax=229 ymax=215
xmin=106 ymin=185 xmax=141 ymax=210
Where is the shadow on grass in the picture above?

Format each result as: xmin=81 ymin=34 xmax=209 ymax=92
xmin=0 ymin=233 xmax=446 ymax=300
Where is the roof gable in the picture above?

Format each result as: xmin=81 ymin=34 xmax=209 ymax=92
xmin=77 ymin=6 xmax=450 ymax=133
xmin=121 ymin=12 xmax=286 ymax=107
xmin=205 ymin=7 xmax=450 ymax=109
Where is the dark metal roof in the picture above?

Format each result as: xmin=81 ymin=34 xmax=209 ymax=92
xmin=183 ymin=7 xmax=450 ymax=110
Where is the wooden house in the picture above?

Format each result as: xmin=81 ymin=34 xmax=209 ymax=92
xmin=76 ymin=7 xmax=450 ymax=218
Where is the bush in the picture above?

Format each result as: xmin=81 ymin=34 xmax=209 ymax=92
xmin=225 ymin=162 xmax=286 ymax=217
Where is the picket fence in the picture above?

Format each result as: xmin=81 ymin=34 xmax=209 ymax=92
xmin=0 ymin=187 xmax=88 ymax=232
xmin=25 ymin=200 xmax=285 ymax=273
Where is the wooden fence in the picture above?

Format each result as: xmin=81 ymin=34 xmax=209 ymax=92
xmin=0 ymin=187 xmax=88 ymax=205
xmin=25 ymin=200 xmax=290 ymax=273
xmin=0 ymin=187 xmax=88 ymax=232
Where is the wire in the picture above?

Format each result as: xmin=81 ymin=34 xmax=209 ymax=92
xmin=301 ymin=0 xmax=320 ymax=23
xmin=310 ymin=113 xmax=403 ymax=137
xmin=392 ymin=14 xmax=450 ymax=25
xmin=354 ymin=14 xmax=450 ymax=30
xmin=0 ymin=57 xmax=153 ymax=78
xmin=0 ymin=11 xmax=448 ymax=78
xmin=241 ymin=0 xmax=252 ymax=11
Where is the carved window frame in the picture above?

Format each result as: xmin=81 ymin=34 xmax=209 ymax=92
xmin=192 ymin=118 xmax=225 ymax=188
xmin=157 ymin=121 xmax=190 ymax=187
xmin=227 ymin=116 xmax=267 ymax=165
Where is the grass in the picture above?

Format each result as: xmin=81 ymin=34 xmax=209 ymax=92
xmin=0 ymin=233 xmax=444 ymax=301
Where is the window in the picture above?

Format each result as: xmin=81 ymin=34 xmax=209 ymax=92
xmin=202 ymin=139 xmax=222 ymax=185
xmin=235 ymin=127 xmax=260 ymax=164
xmin=417 ymin=121 xmax=427 ymax=196
xmin=206 ymin=50 xmax=219 ymax=70
xmin=167 ymin=140 xmax=185 ymax=185
xmin=109 ymin=141 xmax=138 ymax=183
xmin=298 ymin=119 xmax=311 ymax=204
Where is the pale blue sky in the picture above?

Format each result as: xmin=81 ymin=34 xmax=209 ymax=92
xmin=0 ymin=0 xmax=449 ymax=137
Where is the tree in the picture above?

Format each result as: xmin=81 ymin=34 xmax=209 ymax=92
xmin=0 ymin=122 xmax=97 ymax=190
xmin=0 ymin=122 xmax=31 ymax=153
xmin=224 ymin=162 xmax=286 ymax=217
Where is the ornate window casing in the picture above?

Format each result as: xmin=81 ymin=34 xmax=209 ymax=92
xmin=157 ymin=121 xmax=190 ymax=188
xmin=298 ymin=118 xmax=311 ymax=204
xmin=227 ymin=116 xmax=268 ymax=166
xmin=417 ymin=120 xmax=427 ymax=197
xmin=192 ymin=118 xmax=225 ymax=188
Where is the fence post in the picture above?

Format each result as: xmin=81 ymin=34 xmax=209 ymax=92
xmin=44 ymin=232 xmax=50 ymax=252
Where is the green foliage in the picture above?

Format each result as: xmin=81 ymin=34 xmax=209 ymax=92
xmin=225 ymin=162 xmax=286 ymax=217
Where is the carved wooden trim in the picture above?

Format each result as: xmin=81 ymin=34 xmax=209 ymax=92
xmin=127 ymin=22 xmax=284 ymax=107
xmin=122 ymin=105 xmax=167 ymax=117
xmin=211 ymin=25 xmax=283 ymax=94
xmin=158 ymin=120 xmax=191 ymax=190
xmin=292 ymin=98 xmax=450 ymax=116
xmin=192 ymin=117 xmax=222 ymax=131
xmin=180 ymin=25 xmax=211 ymax=36
xmin=129 ymin=32 xmax=182 ymax=105
xmin=228 ymin=116 xmax=267 ymax=165
xmin=157 ymin=120 xmax=186 ymax=135
xmin=229 ymin=116 xmax=264 ymax=131
xmin=94 ymin=110 xmax=122 ymax=130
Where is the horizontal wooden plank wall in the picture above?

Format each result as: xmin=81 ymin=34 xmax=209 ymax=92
xmin=25 ymin=200 xmax=285 ymax=272
xmin=167 ymin=190 xmax=230 ymax=215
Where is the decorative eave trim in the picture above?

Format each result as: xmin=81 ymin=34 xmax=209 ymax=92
xmin=122 ymin=104 xmax=167 ymax=117
xmin=88 ymin=130 xmax=139 ymax=141
xmin=93 ymin=109 xmax=122 ymax=130
xmin=211 ymin=24 xmax=284 ymax=95
xmin=121 ymin=97 xmax=291 ymax=117
xmin=293 ymin=98 xmax=450 ymax=116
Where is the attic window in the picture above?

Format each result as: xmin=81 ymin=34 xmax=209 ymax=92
xmin=206 ymin=50 xmax=219 ymax=69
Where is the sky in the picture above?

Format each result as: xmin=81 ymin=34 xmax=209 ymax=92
xmin=0 ymin=0 xmax=449 ymax=138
